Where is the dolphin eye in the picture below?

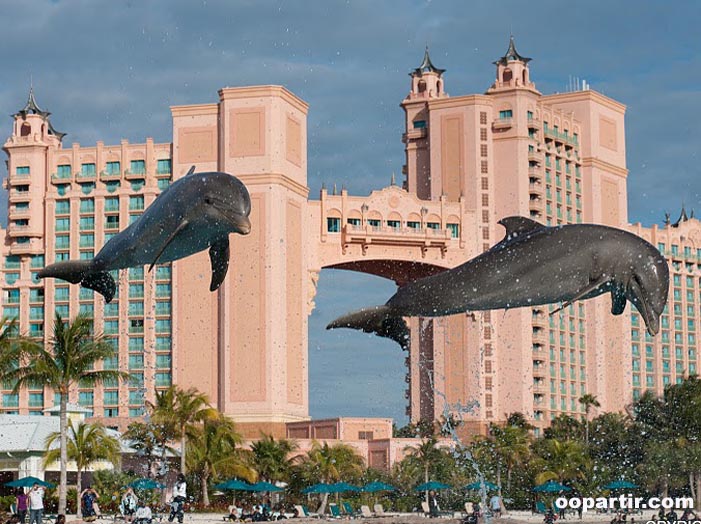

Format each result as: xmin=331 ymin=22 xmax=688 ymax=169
xmin=204 ymin=197 xmax=213 ymax=205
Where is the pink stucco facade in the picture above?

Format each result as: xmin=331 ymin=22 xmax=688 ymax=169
xmin=0 ymin=39 xmax=682 ymax=446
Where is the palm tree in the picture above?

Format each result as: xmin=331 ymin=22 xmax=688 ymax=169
xmin=1 ymin=313 xmax=129 ymax=514
xmin=148 ymin=385 xmax=217 ymax=474
xmin=403 ymin=437 xmax=445 ymax=503
xmin=186 ymin=414 xmax=256 ymax=507
xmin=489 ymin=424 xmax=531 ymax=492
xmin=534 ymin=438 xmax=591 ymax=485
xmin=44 ymin=420 xmax=121 ymax=517
xmin=251 ymin=434 xmax=298 ymax=483
xmin=123 ymin=421 xmax=177 ymax=479
xmin=579 ymin=393 xmax=601 ymax=444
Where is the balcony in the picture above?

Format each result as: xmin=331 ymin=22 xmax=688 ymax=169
xmin=342 ymin=224 xmax=452 ymax=255
xmin=100 ymin=170 xmax=121 ymax=181
xmin=7 ymin=224 xmax=31 ymax=237
xmin=50 ymin=174 xmax=72 ymax=184
xmin=527 ymin=115 xmax=541 ymax=127
xmin=528 ymin=150 xmax=543 ymax=163
xmin=492 ymin=117 xmax=513 ymax=130
xmin=8 ymin=192 xmax=31 ymax=204
xmin=9 ymin=207 xmax=31 ymax=219
xmin=529 ymin=182 xmax=544 ymax=197
xmin=402 ymin=127 xmax=428 ymax=142
xmin=124 ymin=169 xmax=147 ymax=180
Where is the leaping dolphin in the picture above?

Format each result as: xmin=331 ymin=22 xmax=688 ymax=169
xmin=38 ymin=167 xmax=251 ymax=302
xmin=327 ymin=216 xmax=669 ymax=345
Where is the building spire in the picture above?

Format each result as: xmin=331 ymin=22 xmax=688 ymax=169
xmin=412 ymin=46 xmax=446 ymax=76
xmin=12 ymin=86 xmax=66 ymax=141
xmin=494 ymin=35 xmax=532 ymax=66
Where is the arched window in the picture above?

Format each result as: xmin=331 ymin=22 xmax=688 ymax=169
xmin=503 ymin=68 xmax=513 ymax=83
xmin=418 ymin=80 xmax=427 ymax=93
xmin=20 ymin=123 xmax=31 ymax=137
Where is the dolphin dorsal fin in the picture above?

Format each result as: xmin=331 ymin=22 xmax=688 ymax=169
xmin=498 ymin=216 xmax=544 ymax=237
xmin=186 ymin=165 xmax=196 ymax=176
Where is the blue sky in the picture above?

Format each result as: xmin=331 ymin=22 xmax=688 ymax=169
xmin=1 ymin=1 xmax=700 ymax=424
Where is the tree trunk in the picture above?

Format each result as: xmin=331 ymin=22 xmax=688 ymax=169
xmin=696 ymin=472 xmax=701 ymax=512
xmin=59 ymin=390 xmax=68 ymax=515
xmin=507 ymin=466 xmax=512 ymax=493
xmin=425 ymin=465 xmax=429 ymax=505
xmin=76 ymin=468 xmax=83 ymax=518
xmin=690 ymin=472 xmax=695 ymax=505
xmin=180 ymin=426 xmax=187 ymax=474
xmin=202 ymin=470 xmax=209 ymax=507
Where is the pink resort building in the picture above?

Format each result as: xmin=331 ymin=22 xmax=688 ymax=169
xmin=1 ymin=38 xmax=699 ymax=464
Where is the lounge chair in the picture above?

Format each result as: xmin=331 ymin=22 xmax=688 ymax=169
xmin=373 ymin=504 xmax=399 ymax=517
xmin=360 ymin=506 xmax=375 ymax=518
xmin=535 ymin=502 xmax=547 ymax=514
xmin=329 ymin=504 xmax=342 ymax=519
xmin=341 ymin=502 xmax=356 ymax=518
xmin=300 ymin=505 xmax=320 ymax=519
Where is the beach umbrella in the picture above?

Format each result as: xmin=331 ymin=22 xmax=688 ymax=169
xmin=533 ymin=481 xmax=572 ymax=493
xmin=362 ymin=482 xmax=397 ymax=493
xmin=414 ymin=481 xmax=451 ymax=491
xmin=250 ymin=481 xmax=284 ymax=492
xmin=5 ymin=476 xmax=54 ymax=488
xmin=464 ymin=481 xmax=499 ymax=491
xmin=302 ymin=483 xmax=336 ymax=494
xmin=129 ymin=478 xmax=165 ymax=490
xmin=214 ymin=479 xmax=256 ymax=491
xmin=329 ymin=482 xmax=361 ymax=493
xmin=603 ymin=480 xmax=638 ymax=490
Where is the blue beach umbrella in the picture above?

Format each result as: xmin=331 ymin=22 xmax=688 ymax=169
xmin=5 ymin=477 xmax=54 ymax=488
xmin=329 ymin=482 xmax=361 ymax=493
xmin=251 ymin=481 xmax=284 ymax=492
xmin=362 ymin=481 xmax=397 ymax=493
xmin=215 ymin=479 xmax=256 ymax=491
xmin=533 ymin=480 xmax=572 ymax=493
xmin=465 ymin=481 xmax=499 ymax=491
xmin=603 ymin=480 xmax=638 ymax=490
xmin=129 ymin=478 xmax=165 ymax=490
xmin=414 ymin=481 xmax=451 ymax=491
xmin=302 ymin=483 xmax=336 ymax=494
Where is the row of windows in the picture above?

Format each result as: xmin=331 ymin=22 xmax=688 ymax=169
xmin=632 ymin=359 xmax=694 ymax=374
xmin=328 ymin=217 xmax=460 ymax=237
xmin=633 ymin=344 xmax=697 ymax=360
xmin=54 ymin=159 xmax=171 ymax=178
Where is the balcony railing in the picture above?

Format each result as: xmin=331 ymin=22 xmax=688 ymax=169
xmin=492 ymin=117 xmax=513 ymax=130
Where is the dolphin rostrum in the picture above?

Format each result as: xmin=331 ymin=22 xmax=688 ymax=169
xmin=327 ymin=216 xmax=669 ymax=345
xmin=38 ymin=167 xmax=251 ymax=302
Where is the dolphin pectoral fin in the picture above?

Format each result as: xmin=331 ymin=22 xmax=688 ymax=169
xmin=148 ymin=220 xmax=190 ymax=272
xmin=81 ymin=272 xmax=116 ymax=303
xmin=611 ymin=286 xmax=627 ymax=315
xmin=327 ymin=305 xmax=409 ymax=349
xmin=550 ymin=276 xmax=607 ymax=315
xmin=208 ymin=238 xmax=230 ymax=292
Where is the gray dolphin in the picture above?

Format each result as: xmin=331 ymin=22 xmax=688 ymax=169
xmin=327 ymin=216 xmax=669 ymax=345
xmin=38 ymin=167 xmax=251 ymax=302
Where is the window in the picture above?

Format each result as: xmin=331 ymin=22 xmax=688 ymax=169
xmin=413 ymin=120 xmax=426 ymax=129
xmin=104 ymin=302 xmax=119 ymax=317
xmin=6 ymin=289 xmax=19 ymax=304
xmin=358 ymin=431 xmax=374 ymax=440
xmin=16 ymin=166 xmax=30 ymax=176
xmin=481 ymin=161 xmax=488 ymax=174
xmin=129 ymin=267 xmax=144 ymax=281
xmin=158 ymin=179 xmax=170 ymax=190
xmin=79 ymin=216 xmax=95 ymax=231
xmin=57 ymin=164 xmax=71 ymax=178
xmin=129 ymin=390 xmax=144 ymax=405
xmin=129 ymin=302 xmax=144 ymax=316
xmin=129 ymin=196 xmax=145 ymax=211
xmin=156 ymin=159 xmax=172 ymax=174
xmin=447 ymin=224 xmax=459 ymax=238
xmin=480 ymin=144 xmax=488 ymax=157
xmin=104 ymin=390 xmax=119 ymax=405
xmin=79 ymin=391 xmax=94 ymax=406
xmin=156 ymin=336 xmax=171 ymax=350
xmin=156 ymin=319 xmax=171 ymax=333
xmin=55 ymin=304 xmax=69 ymax=318
xmin=156 ymin=354 xmax=171 ymax=368
xmin=104 ymin=320 xmax=119 ymax=335
xmin=499 ymin=109 xmax=513 ymax=119
xmin=80 ymin=163 xmax=96 ymax=177
xmin=55 ymin=218 xmax=70 ymax=232
xmin=129 ymin=319 xmax=144 ymax=334
xmin=80 ymin=198 xmax=95 ymax=213
xmin=129 ymin=284 xmax=144 ymax=298
xmin=130 ymin=160 xmax=146 ymax=174
xmin=28 ymin=393 xmax=44 ymax=407
xmin=480 ymin=128 xmax=487 ymax=141
xmin=105 ymin=215 xmax=120 ymax=229
xmin=105 ymin=197 xmax=120 ymax=212
xmin=105 ymin=161 xmax=121 ymax=175
xmin=3 ymin=394 xmax=19 ymax=407
xmin=155 ymin=302 xmax=171 ymax=316
xmin=79 ymin=233 xmax=94 ymax=248
xmin=129 ymin=337 xmax=144 ymax=351
xmin=155 ymin=373 xmax=172 ymax=387
xmin=129 ymin=354 xmax=144 ymax=370
xmin=480 ymin=112 xmax=487 ymax=125
xmin=326 ymin=217 xmax=340 ymax=233
xmin=102 ymin=356 xmax=118 ymax=370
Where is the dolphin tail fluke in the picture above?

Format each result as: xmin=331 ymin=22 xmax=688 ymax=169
xmin=38 ymin=261 xmax=116 ymax=303
xmin=326 ymin=305 xmax=409 ymax=349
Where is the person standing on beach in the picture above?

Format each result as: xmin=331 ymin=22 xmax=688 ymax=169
xmin=28 ymin=483 xmax=44 ymax=524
